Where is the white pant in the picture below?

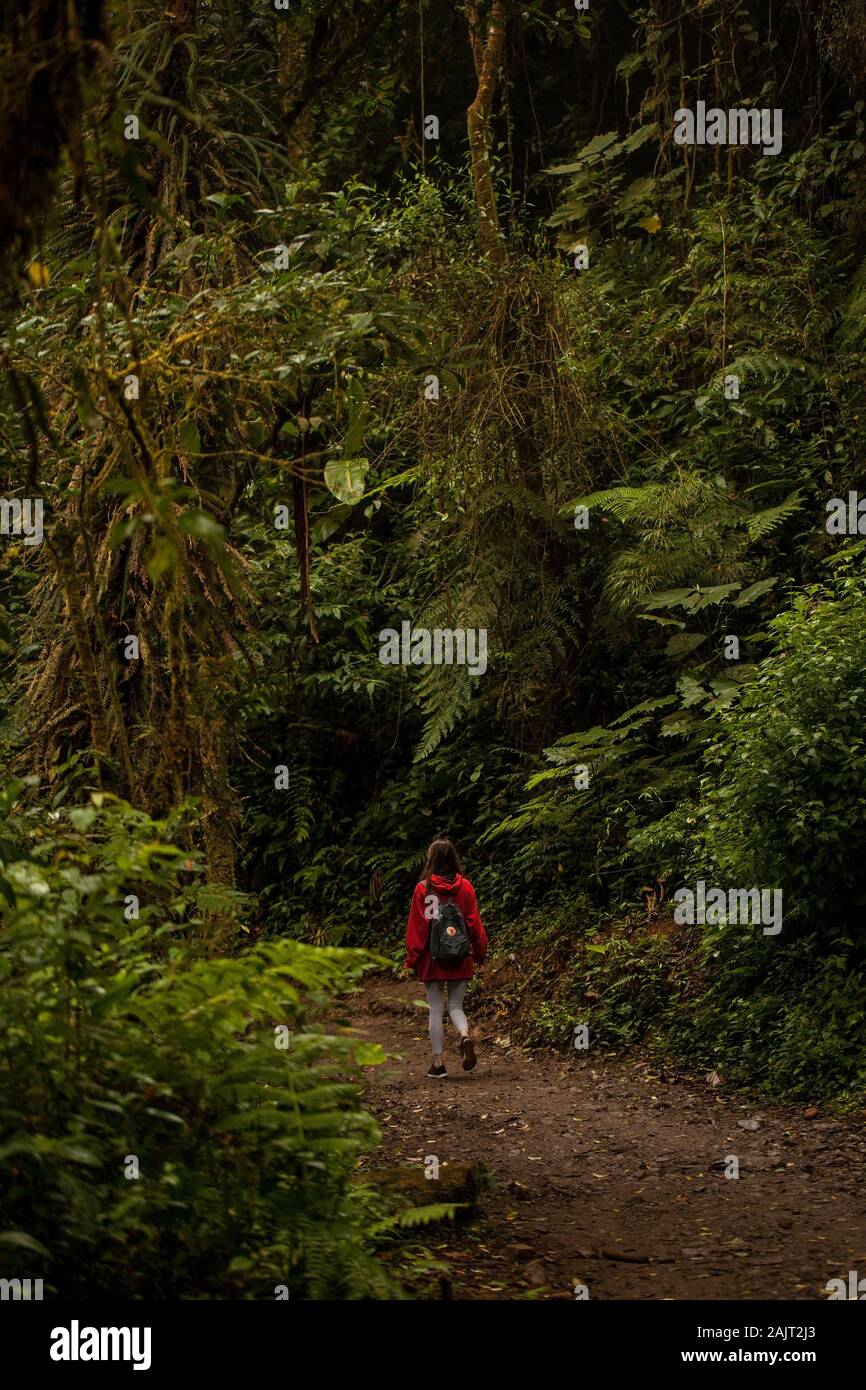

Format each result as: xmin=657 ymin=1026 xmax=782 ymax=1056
xmin=424 ymin=980 xmax=468 ymax=1054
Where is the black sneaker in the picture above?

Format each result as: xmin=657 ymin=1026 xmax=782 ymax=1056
xmin=426 ymin=1064 xmax=447 ymax=1079
xmin=459 ymin=1037 xmax=477 ymax=1072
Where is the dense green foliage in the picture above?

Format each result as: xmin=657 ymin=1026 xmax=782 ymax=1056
xmin=2 ymin=0 xmax=866 ymax=1298
xmin=705 ymin=574 xmax=866 ymax=943
xmin=0 ymin=794 xmax=434 ymax=1296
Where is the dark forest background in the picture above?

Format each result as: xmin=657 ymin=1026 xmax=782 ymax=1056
xmin=1 ymin=0 xmax=866 ymax=1297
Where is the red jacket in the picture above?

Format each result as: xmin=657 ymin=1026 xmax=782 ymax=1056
xmin=405 ymin=873 xmax=488 ymax=982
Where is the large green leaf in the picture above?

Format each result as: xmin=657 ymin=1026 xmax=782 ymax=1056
xmin=324 ymin=458 xmax=369 ymax=505
xmin=665 ymin=631 xmax=708 ymax=658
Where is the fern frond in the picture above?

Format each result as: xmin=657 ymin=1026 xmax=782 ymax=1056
xmin=367 ymin=1203 xmax=460 ymax=1236
xmin=413 ymin=663 xmax=473 ymax=762
xmin=745 ymin=491 xmax=803 ymax=540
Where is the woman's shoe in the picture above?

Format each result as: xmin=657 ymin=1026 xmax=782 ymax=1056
xmin=459 ymin=1037 xmax=477 ymax=1071
xmin=426 ymin=1063 xmax=447 ymax=1079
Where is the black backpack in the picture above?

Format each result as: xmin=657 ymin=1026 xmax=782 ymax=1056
xmin=429 ymin=890 xmax=471 ymax=963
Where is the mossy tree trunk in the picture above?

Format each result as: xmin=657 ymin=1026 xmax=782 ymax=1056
xmin=465 ymin=0 xmax=507 ymax=264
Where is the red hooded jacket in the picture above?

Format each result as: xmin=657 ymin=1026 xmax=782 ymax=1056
xmin=405 ymin=873 xmax=488 ymax=982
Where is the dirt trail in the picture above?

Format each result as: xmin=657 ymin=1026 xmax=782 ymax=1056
xmin=350 ymin=975 xmax=866 ymax=1300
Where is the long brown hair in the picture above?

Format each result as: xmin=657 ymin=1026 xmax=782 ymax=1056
xmin=422 ymin=837 xmax=462 ymax=893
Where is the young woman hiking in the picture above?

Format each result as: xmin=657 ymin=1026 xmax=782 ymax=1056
xmin=404 ymin=838 xmax=488 ymax=1078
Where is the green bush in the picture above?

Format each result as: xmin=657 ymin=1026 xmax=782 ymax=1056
xmin=0 ymin=793 xmax=405 ymax=1299
xmin=580 ymin=933 xmax=675 ymax=1049
xmin=704 ymin=575 xmax=866 ymax=943
xmin=657 ymin=578 xmax=866 ymax=1102
xmin=664 ymin=933 xmax=866 ymax=1105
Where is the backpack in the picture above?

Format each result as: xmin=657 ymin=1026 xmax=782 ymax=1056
xmin=429 ymin=890 xmax=471 ymax=963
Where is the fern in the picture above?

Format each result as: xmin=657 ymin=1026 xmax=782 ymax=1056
xmin=288 ymin=764 xmax=316 ymax=846
xmin=410 ymin=588 xmax=493 ymax=762
xmin=367 ymin=1203 xmax=460 ymax=1236
xmin=707 ymin=352 xmax=820 ymax=396
xmin=413 ymin=662 xmax=473 ymax=762
xmin=568 ymin=471 xmax=792 ymax=611
xmin=745 ymin=491 xmax=803 ymax=540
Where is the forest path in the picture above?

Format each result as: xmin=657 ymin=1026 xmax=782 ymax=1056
xmin=350 ymin=974 xmax=866 ymax=1300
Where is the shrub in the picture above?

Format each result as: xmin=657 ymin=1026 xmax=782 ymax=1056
xmin=0 ymin=792 xmax=401 ymax=1298
xmin=704 ymin=575 xmax=866 ymax=944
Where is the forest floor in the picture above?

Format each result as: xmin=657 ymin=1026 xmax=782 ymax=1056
xmin=348 ymin=973 xmax=866 ymax=1301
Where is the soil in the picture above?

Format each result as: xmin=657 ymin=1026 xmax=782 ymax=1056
xmin=349 ymin=973 xmax=866 ymax=1301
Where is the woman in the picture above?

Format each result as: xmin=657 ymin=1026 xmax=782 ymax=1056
xmin=404 ymin=837 xmax=488 ymax=1078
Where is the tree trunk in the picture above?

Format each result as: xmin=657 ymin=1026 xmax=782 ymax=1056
xmin=0 ymin=0 xmax=107 ymax=271
xmin=465 ymin=1 xmax=507 ymax=262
